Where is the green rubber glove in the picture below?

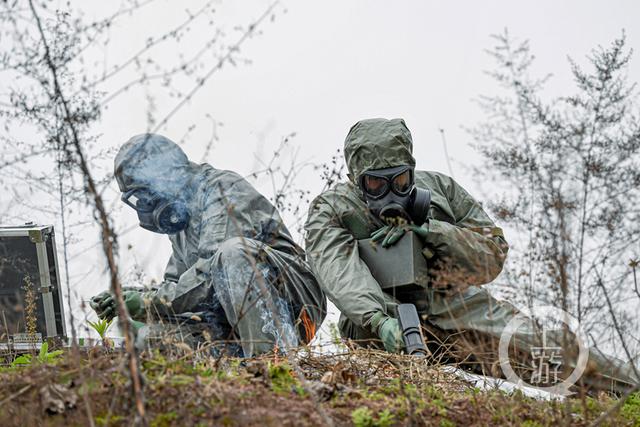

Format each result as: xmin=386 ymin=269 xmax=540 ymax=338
xmin=370 ymin=312 xmax=404 ymax=353
xmin=89 ymin=291 xmax=145 ymax=321
xmin=130 ymin=319 xmax=146 ymax=333
xmin=370 ymin=225 xmax=407 ymax=248
xmin=90 ymin=291 xmax=115 ymax=321
xmin=123 ymin=291 xmax=145 ymax=320
xmin=379 ymin=318 xmax=404 ymax=353
xmin=407 ymin=223 xmax=435 ymax=260
xmin=407 ymin=223 xmax=428 ymax=238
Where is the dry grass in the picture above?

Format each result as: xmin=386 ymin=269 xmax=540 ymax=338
xmin=0 ymin=346 xmax=638 ymax=426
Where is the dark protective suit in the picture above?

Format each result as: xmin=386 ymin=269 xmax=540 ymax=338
xmin=115 ymin=134 xmax=326 ymax=356
xmin=304 ymin=118 xmax=638 ymax=393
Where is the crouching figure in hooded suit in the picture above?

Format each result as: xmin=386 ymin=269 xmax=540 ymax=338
xmin=304 ymin=118 xmax=639 ymax=394
xmin=90 ymin=134 xmax=326 ymax=357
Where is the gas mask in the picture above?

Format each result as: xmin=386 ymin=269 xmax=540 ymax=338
xmin=360 ymin=166 xmax=431 ymax=225
xmin=121 ymin=187 xmax=190 ymax=234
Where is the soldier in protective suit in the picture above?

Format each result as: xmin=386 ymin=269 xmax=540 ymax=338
xmin=304 ymin=118 xmax=638 ymax=393
xmin=90 ymin=134 xmax=326 ymax=357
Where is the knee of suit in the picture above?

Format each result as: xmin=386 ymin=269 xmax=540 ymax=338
xmin=213 ymin=237 xmax=275 ymax=291
xmin=216 ymin=236 xmax=268 ymax=271
xmin=217 ymin=236 xmax=256 ymax=259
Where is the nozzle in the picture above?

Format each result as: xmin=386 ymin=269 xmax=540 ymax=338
xmin=397 ymin=303 xmax=429 ymax=357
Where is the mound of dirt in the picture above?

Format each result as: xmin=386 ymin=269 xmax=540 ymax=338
xmin=0 ymin=347 xmax=637 ymax=426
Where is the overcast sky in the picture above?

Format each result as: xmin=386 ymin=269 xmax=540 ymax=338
xmin=4 ymin=0 xmax=640 ymax=340
xmin=96 ymin=0 xmax=640 ymax=267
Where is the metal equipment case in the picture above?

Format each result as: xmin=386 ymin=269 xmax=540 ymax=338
xmin=357 ymin=231 xmax=429 ymax=292
xmin=0 ymin=224 xmax=67 ymax=350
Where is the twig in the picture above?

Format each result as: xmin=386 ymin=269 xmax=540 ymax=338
xmin=631 ymin=259 xmax=640 ymax=300
xmin=438 ymin=128 xmax=455 ymax=179
xmin=594 ymin=270 xmax=640 ymax=381
xmin=152 ymin=1 xmax=279 ymax=132
xmin=76 ymin=1 xmax=212 ymax=95
xmin=0 ymin=384 xmax=31 ymax=406
xmin=27 ymin=1 xmax=146 ymax=423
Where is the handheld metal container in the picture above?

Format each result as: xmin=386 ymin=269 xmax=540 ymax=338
xmin=0 ymin=224 xmax=67 ymax=351
xmin=357 ymin=231 xmax=429 ymax=292
xmin=358 ymin=232 xmax=431 ymax=355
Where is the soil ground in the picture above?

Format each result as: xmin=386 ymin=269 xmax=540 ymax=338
xmin=0 ymin=347 xmax=638 ymax=426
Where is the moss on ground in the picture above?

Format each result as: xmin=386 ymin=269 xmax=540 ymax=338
xmin=0 ymin=348 xmax=637 ymax=426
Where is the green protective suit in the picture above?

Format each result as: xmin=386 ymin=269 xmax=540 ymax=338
xmin=115 ymin=134 xmax=326 ymax=357
xmin=304 ymin=118 xmax=638 ymax=393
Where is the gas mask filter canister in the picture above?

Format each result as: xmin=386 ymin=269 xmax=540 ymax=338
xmin=121 ymin=188 xmax=190 ymax=234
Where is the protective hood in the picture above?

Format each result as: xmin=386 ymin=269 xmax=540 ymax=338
xmin=114 ymin=133 xmax=194 ymax=234
xmin=114 ymin=133 xmax=191 ymax=193
xmin=343 ymin=118 xmax=416 ymax=182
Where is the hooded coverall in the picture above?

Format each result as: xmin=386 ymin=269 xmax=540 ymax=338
xmin=304 ymin=118 xmax=638 ymax=393
xmin=114 ymin=134 xmax=326 ymax=356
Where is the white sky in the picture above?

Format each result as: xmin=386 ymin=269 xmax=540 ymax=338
xmin=3 ymin=0 xmax=640 ymax=341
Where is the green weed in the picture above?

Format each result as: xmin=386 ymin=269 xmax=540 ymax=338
xmin=268 ymin=362 xmax=298 ymax=394
xmin=11 ymin=342 xmax=63 ymax=366
xmin=351 ymin=407 xmax=396 ymax=427
xmin=88 ymin=318 xmax=114 ymax=340
xmin=621 ymin=392 xmax=640 ymax=423
xmin=376 ymin=409 xmax=395 ymax=427
xmin=352 ymin=407 xmax=375 ymax=427
xmin=95 ymin=415 xmax=125 ymax=426
xmin=150 ymin=411 xmax=178 ymax=427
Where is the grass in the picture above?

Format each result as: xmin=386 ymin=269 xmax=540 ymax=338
xmin=0 ymin=347 xmax=638 ymax=426
xmin=621 ymin=392 xmax=640 ymax=423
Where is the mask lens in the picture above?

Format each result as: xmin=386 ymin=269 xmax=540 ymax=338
xmin=123 ymin=189 xmax=157 ymax=211
xmin=126 ymin=193 xmax=139 ymax=206
xmin=362 ymin=175 xmax=389 ymax=198
xmin=392 ymin=170 xmax=412 ymax=194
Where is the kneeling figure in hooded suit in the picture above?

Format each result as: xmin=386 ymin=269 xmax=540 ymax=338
xmin=90 ymin=134 xmax=326 ymax=357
